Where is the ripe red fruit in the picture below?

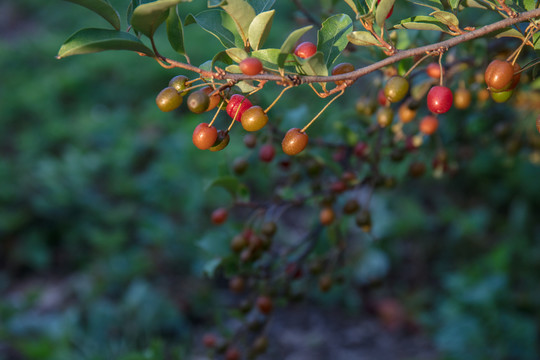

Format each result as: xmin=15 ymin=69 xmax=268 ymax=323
xmin=211 ymin=207 xmax=228 ymax=224
xmin=427 ymin=86 xmax=453 ymax=114
xmin=485 ymin=59 xmax=514 ymax=91
xmin=229 ymin=276 xmax=245 ymax=293
xmin=256 ymin=296 xmax=273 ymax=314
xmin=509 ymin=62 xmax=521 ymax=90
xmin=202 ymin=333 xmax=217 ymax=348
xmin=354 ymin=142 xmax=369 ymax=157
xmin=226 ymin=94 xmax=253 ymax=121
xmin=259 ymin=144 xmax=275 ymax=162
xmin=225 ymin=347 xmax=241 ymax=360
xmin=282 ymin=128 xmax=309 ymax=155
xmin=239 ymin=57 xmax=263 ymax=76
xmin=377 ymin=0 xmax=394 ymax=18
xmin=426 ymin=63 xmax=443 ymax=79
xmin=192 ymin=123 xmax=218 ymax=150
xmin=294 ymin=41 xmax=317 ymax=59
xmin=377 ymin=89 xmax=389 ymax=106
xmin=419 ymin=115 xmax=439 ymax=135
xmin=286 ymin=263 xmax=303 ymax=279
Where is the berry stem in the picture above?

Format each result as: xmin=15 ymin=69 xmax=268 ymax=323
xmin=300 ymin=90 xmax=345 ymax=133
xmin=438 ymin=53 xmax=444 ymax=86
xmin=208 ymin=102 xmax=225 ymax=128
xmin=403 ymin=53 xmax=432 ymax=78
xmin=264 ymin=85 xmax=292 ymax=113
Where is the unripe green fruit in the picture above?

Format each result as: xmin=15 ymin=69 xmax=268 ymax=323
xmin=377 ymin=107 xmax=394 ymax=127
xmin=261 ymin=221 xmax=277 ymax=237
xmin=491 ymin=89 xmax=513 ymax=103
xmin=156 ymin=87 xmax=183 ymax=112
xmin=209 ymin=130 xmax=230 ymax=152
xmin=232 ymin=157 xmax=249 ymax=175
xmin=356 ymin=210 xmax=372 ymax=232
xmin=168 ymin=75 xmax=189 ymax=93
xmin=343 ymin=199 xmax=359 ymax=214
xmin=384 ymin=76 xmax=409 ymax=103
xmin=187 ymin=90 xmax=210 ymax=114
xmin=241 ymin=106 xmax=268 ymax=132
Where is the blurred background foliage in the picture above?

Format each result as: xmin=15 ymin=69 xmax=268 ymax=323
xmin=1 ymin=1 xmax=539 ymax=359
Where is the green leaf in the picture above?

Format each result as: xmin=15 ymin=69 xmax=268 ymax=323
xmin=393 ymin=15 xmax=450 ymax=33
xmin=459 ymin=0 xmax=496 ymax=9
xmin=225 ymin=64 xmax=242 ymax=73
xmin=212 ymin=50 xmax=234 ymax=69
xmin=226 ymin=47 xmax=249 ymax=63
xmin=430 ymin=10 xmax=459 ymax=27
xmin=205 ymin=176 xmax=249 ymax=201
xmin=252 ymin=48 xmax=292 ymax=70
xmin=492 ymin=28 xmax=525 ymax=41
xmin=449 ymin=0 xmax=461 ymax=9
xmin=515 ymin=0 xmax=538 ymax=11
xmin=202 ymin=258 xmax=222 ymax=277
xmin=347 ymin=30 xmax=380 ymax=46
xmin=64 ymin=0 xmax=121 ymax=30
xmin=296 ymin=51 xmax=329 ymax=76
xmin=248 ymin=10 xmax=275 ymax=51
xmin=218 ymin=0 xmax=257 ymax=46
xmin=248 ymin=0 xmax=276 ymax=13
xmin=131 ymin=0 xmax=187 ymax=38
xmin=166 ymin=6 xmax=186 ymax=56
xmin=235 ymin=80 xmax=259 ymax=92
xmin=317 ymin=14 xmax=353 ymax=66
xmin=57 ymin=28 xmax=155 ymax=58
xmin=375 ymin=0 xmax=395 ymax=27
xmin=185 ymin=10 xmax=243 ymax=48
xmin=406 ymin=0 xmax=444 ymax=11
xmin=278 ymin=25 xmax=313 ymax=69
xmin=534 ymin=32 xmax=540 ymax=51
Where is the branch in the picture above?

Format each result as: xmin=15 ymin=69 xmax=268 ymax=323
xmin=161 ymin=8 xmax=540 ymax=85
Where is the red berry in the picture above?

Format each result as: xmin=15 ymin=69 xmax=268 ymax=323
xmin=239 ymin=57 xmax=263 ymax=76
xmin=354 ymin=142 xmax=369 ymax=158
xmin=211 ymin=207 xmax=228 ymax=224
xmin=226 ymin=94 xmax=253 ymax=121
xmin=259 ymin=144 xmax=275 ymax=162
xmin=419 ymin=115 xmax=439 ymax=135
xmin=294 ymin=41 xmax=317 ymax=59
xmin=377 ymin=89 xmax=389 ymax=106
xmin=256 ymin=296 xmax=273 ymax=314
xmin=202 ymin=333 xmax=217 ymax=348
xmin=485 ymin=59 xmax=514 ymax=92
xmin=192 ymin=123 xmax=218 ymax=150
xmin=282 ymin=128 xmax=309 ymax=156
xmin=427 ymin=86 xmax=453 ymax=114
xmin=225 ymin=347 xmax=241 ymax=360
